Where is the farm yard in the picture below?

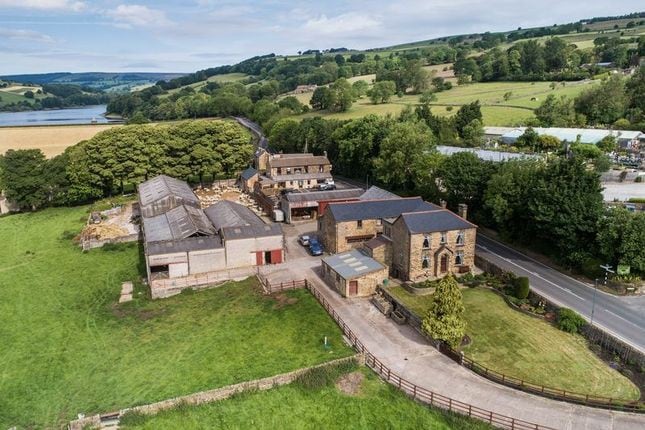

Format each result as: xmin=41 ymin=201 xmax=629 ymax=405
xmin=119 ymin=365 xmax=492 ymax=430
xmin=0 ymin=124 xmax=120 ymax=157
xmin=292 ymin=79 xmax=598 ymax=126
xmin=386 ymin=286 xmax=640 ymax=401
xmin=0 ymin=206 xmax=353 ymax=429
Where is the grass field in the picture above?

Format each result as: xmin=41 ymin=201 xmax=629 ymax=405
xmin=0 ymin=206 xmax=353 ymax=428
xmin=386 ymin=287 xmax=639 ymax=400
xmin=120 ymin=364 xmax=492 ymax=430
xmin=0 ymin=124 xmax=120 ymax=157
xmin=292 ymin=79 xmax=597 ymax=126
xmin=166 ymin=73 xmax=249 ymax=95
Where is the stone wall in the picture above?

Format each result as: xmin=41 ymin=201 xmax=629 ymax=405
xmin=319 ymin=213 xmax=338 ymax=253
xmin=68 ymin=355 xmax=358 ymax=430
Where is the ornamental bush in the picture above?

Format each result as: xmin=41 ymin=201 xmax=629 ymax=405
xmin=556 ymin=308 xmax=587 ymax=333
xmin=514 ymin=277 xmax=530 ymax=299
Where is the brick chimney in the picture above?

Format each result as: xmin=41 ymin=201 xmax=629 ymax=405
xmin=458 ymin=203 xmax=468 ymax=220
xmin=440 ymin=200 xmax=447 ymax=209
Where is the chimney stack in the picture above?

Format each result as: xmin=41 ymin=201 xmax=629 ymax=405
xmin=458 ymin=203 xmax=468 ymax=220
xmin=440 ymin=200 xmax=447 ymax=209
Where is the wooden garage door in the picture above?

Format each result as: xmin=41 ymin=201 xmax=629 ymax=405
xmin=256 ymin=251 xmax=263 ymax=266
xmin=270 ymin=249 xmax=282 ymax=264
xmin=348 ymin=280 xmax=358 ymax=296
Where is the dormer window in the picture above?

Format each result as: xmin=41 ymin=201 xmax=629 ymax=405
xmin=422 ymin=235 xmax=430 ymax=248
xmin=456 ymin=230 xmax=465 ymax=245
xmin=440 ymin=232 xmax=447 ymax=244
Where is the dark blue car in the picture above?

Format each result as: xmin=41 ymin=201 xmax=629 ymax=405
xmin=308 ymin=238 xmax=323 ymax=256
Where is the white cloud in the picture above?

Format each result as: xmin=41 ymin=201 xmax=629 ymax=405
xmin=0 ymin=28 xmax=55 ymax=43
xmin=302 ymin=12 xmax=381 ymax=36
xmin=0 ymin=0 xmax=85 ymax=11
xmin=105 ymin=4 xmax=172 ymax=28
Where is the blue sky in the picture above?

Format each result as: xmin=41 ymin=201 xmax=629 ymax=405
xmin=0 ymin=1 xmax=642 ymax=74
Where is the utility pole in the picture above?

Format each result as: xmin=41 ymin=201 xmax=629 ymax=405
xmin=590 ymin=278 xmax=599 ymax=326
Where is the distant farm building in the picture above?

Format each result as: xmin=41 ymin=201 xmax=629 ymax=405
xmin=139 ymin=175 xmax=284 ymax=298
xmin=484 ymin=127 xmax=644 ymax=150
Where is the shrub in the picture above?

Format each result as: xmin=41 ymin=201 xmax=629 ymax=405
xmin=514 ymin=277 xmax=530 ymax=299
xmin=294 ymin=359 xmax=357 ymax=391
xmin=556 ymin=308 xmax=586 ymax=333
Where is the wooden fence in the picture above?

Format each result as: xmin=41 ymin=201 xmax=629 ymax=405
xmin=299 ymin=280 xmax=555 ymax=430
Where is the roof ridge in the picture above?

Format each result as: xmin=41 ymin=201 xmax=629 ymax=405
xmin=329 ymin=196 xmax=421 ymax=206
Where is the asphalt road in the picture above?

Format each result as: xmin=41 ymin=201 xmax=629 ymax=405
xmin=476 ymin=234 xmax=645 ymax=354
xmin=234 ymin=116 xmax=268 ymax=149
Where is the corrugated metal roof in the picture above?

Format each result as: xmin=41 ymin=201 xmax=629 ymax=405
xmin=147 ymin=236 xmax=223 ymax=256
xmin=143 ymin=204 xmax=215 ymax=243
xmin=322 ymin=249 xmax=385 ymax=280
xmin=204 ymin=200 xmax=283 ymax=240
xmin=501 ymin=128 xmax=644 ymax=145
xmin=204 ymin=200 xmax=264 ymax=230
xmin=138 ymin=175 xmax=199 ymax=208
xmin=285 ymin=188 xmax=364 ymax=203
xmin=360 ymin=186 xmax=399 ymax=201
xmin=327 ymin=198 xmax=440 ymax=222
xmin=400 ymin=210 xmax=476 ymax=234
xmin=268 ymin=155 xmax=330 ymax=168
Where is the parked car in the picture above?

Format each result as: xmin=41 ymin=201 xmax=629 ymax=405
xmin=318 ymin=183 xmax=336 ymax=191
xmin=298 ymin=235 xmax=310 ymax=246
xmin=308 ymin=238 xmax=323 ymax=256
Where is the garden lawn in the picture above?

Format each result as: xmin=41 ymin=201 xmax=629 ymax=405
xmin=461 ymin=289 xmax=639 ymax=400
xmin=0 ymin=206 xmax=353 ymax=429
xmin=386 ymin=287 xmax=639 ymax=400
xmin=120 ymin=365 xmax=492 ymax=430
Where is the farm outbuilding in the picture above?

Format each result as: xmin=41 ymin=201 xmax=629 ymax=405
xmin=321 ymin=249 xmax=388 ymax=297
xmin=139 ymin=175 xmax=285 ymax=298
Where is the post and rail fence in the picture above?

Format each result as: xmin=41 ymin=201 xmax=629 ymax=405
xmin=260 ymin=275 xmax=644 ymax=417
xmin=258 ymin=275 xmax=555 ymax=429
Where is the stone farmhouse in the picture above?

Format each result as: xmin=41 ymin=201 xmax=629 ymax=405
xmin=139 ymin=175 xmax=284 ymax=298
xmin=261 ymin=153 xmax=333 ymax=190
xmin=318 ymin=197 xmax=476 ymax=284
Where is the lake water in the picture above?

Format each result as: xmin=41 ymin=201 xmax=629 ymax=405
xmin=0 ymin=105 xmax=116 ymax=127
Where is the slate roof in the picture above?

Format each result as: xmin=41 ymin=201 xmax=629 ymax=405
xmin=365 ymin=235 xmax=391 ymax=249
xmin=138 ymin=175 xmax=199 ymax=208
xmin=143 ymin=204 xmax=216 ymax=243
xmin=327 ymin=197 xmax=440 ymax=222
xmin=269 ymin=155 xmax=331 ymax=168
xmin=240 ymin=167 xmax=258 ymax=181
xmin=399 ymin=209 xmax=476 ymax=234
xmin=147 ymin=236 xmax=223 ymax=256
xmin=360 ymin=186 xmax=399 ymax=201
xmin=285 ymin=188 xmax=364 ymax=203
xmin=204 ymin=200 xmax=282 ymax=240
xmin=322 ymin=249 xmax=386 ymax=280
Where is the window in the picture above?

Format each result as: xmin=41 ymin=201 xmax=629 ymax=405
xmin=357 ymin=220 xmax=363 ymax=228
xmin=422 ymin=256 xmax=429 ymax=269
xmin=440 ymin=231 xmax=447 ymax=244
xmin=456 ymin=230 xmax=465 ymax=245
xmin=422 ymin=235 xmax=430 ymax=248
xmin=383 ymin=225 xmax=391 ymax=238
xmin=286 ymin=168 xmax=291 ymax=174
xmin=319 ymin=165 xmax=324 ymax=173
xmin=455 ymin=251 xmax=464 ymax=265
xmin=277 ymin=168 xmax=282 ymax=175
xmin=298 ymin=180 xmax=304 ymax=187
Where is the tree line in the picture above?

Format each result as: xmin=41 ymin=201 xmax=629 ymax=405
xmin=0 ymin=120 xmax=253 ymax=210
xmin=0 ymin=83 xmax=111 ymax=112
xmin=264 ymin=108 xmax=643 ymax=277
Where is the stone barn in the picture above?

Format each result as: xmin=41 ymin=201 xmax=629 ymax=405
xmin=321 ymin=249 xmax=388 ymax=297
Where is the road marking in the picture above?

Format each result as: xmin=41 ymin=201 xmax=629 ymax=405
xmin=604 ymin=309 xmax=643 ymax=328
xmin=477 ymin=244 xmax=585 ymax=301
xmin=477 ymin=243 xmax=645 ymax=354
xmin=478 ymin=234 xmax=621 ymax=301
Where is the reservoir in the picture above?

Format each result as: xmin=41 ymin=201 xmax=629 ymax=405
xmin=0 ymin=105 xmax=117 ymax=127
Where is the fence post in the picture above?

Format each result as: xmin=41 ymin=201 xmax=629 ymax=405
xmin=511 ymin=418 xmax=515 ymax=430
xmin=489 ymin=411 xmax=493 ymax=424
xmin=413 ymin=385 xmax=417 ymax=399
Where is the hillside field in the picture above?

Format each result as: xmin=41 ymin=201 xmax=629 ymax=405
xmin=0 ymin=206 xmax=353 ymax=428
xmin=0 ymin=124 xmax=120 ymax=157
xmin=293 ymin=79 xmax=598 ymax=126
xmin=120 ymin=365 xmax=492 ymax=430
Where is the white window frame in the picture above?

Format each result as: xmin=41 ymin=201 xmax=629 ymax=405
xmin=440 ymin=231 xmax=447 ymax=244
xmin=456 ymin=230 xmax=465 ymax=245
xmin=422 ymin=235 xmax=430 ymax=248
xmin=455 ymin=251 xmax=464 ymax=265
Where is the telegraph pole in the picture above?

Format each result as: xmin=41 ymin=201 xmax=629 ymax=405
xmin=590 ymin=278 xmax=599 ymax=326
